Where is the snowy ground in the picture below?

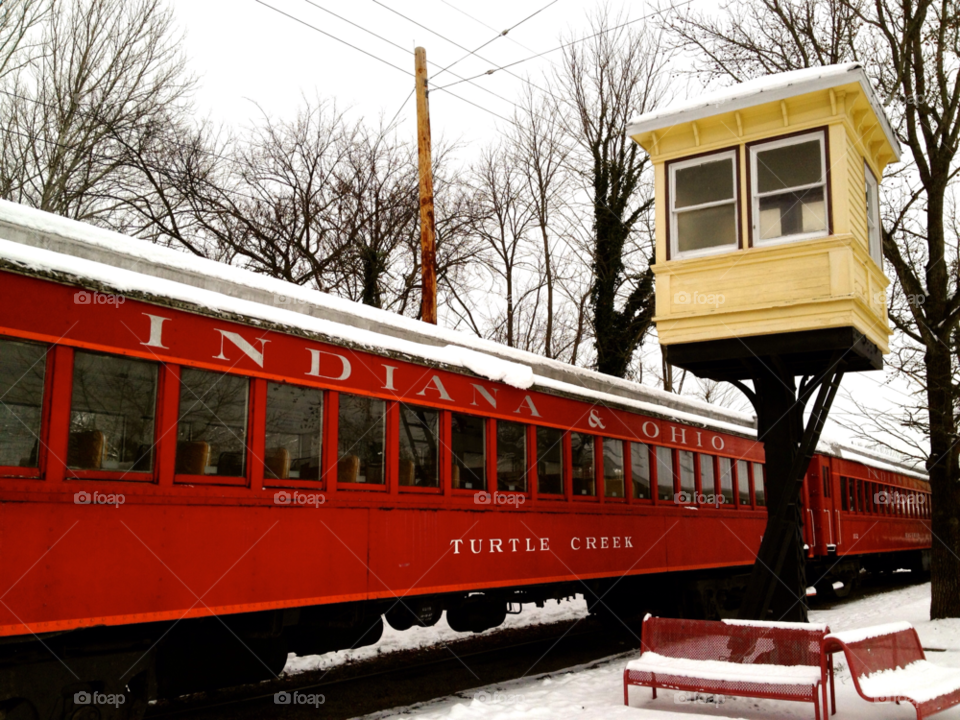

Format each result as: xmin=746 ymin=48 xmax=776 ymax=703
xmin=320 ymin=582 xmax=960 ymax=720
xmin=283 ymin=595 xmax=591 ymax=675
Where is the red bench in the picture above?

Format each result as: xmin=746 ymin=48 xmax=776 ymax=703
xmin=823 ymin=621 xmax=960 ymax=719
xmin=624 ymin=615 xmax=830 ymax=719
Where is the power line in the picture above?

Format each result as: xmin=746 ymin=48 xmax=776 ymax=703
xmin=431 ymin=0 xmax=560 ymax=78
xmin=254 ymin=0 xmax=413 ymax=77
xmin=439 ymin=0 xmax=544 ymax=58
xmin=432 ymin=0 xmax=695 ymax=93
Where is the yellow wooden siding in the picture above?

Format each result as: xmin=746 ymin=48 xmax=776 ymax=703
xmin=640 ymin=76 xmax=894 ymax=355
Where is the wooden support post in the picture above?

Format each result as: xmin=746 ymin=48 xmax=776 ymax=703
xmin=415 ymin=46 xmax=438 ymax=325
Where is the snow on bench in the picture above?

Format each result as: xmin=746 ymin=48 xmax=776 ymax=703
xmin=824 ymin=622 xmax=960 ymax=719
xmin=624 ymin=615 xmax=830 ymax=720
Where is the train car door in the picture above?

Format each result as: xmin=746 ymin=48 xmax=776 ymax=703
xmin=806 ymin=455 xmax=835 ymax=555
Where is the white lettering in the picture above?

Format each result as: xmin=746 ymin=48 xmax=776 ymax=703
xmin=508 ymin=538 xmax=519 ymax=552
xmin=670 ymin=426 xmax=687 ymax=445
xmin=586 ymin=537 xmax=596 ymax=549
xmin=642 ymin=421 xmax=660 ymax=439
xmin=416 ymin=375 xmax=452 ymax=401
xmin=526 ymin=538 xmax=536 ymax=552
xmin=470 ymin=539 xmax=482 ymax=554
xmin=613 ymin=537 xmax=621 ymax=548
xmin=213 ymin=330 xmax=269 ymax=367
xmin=490 ymin=538 xmax=502 ymax=553
xmin=140 ymin=314 xmax=170 ymax=349
xmin=588 ymin=409 xmax=606 ymax=430
xmin=470 ymin=384 xmax=497 ymax=409
xmin=571 ymin=537 xmax=581 ymax=550
xmin=513 ymin=395 xmax=541 ymax=417
xmin=695 ymin=431 xmax=703 ymax=448
xmin=306 ymin=349 xmax=351 ymax=381
xmin=382 ymin=365 xmax=398 ymax=391
xmin=540 ymin=537 xmax=549 ymax=551
xmin=450 ymin=539 xmax=463 ymax=554
xmin=601 ymin=537 xmax=609 ymax=549
xmin=711 ymin=436 xmax=725 ymax=451
xmin=625 ymin=537 xmax=633 ymax=548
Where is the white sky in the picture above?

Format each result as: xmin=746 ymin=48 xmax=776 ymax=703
xmin=171 ymin=0 xmax=633 ymax=143
xmin=168 ymin=0 xmax=925 ymax=458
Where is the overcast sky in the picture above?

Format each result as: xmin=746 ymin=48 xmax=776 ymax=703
xmin=167 ymin=0 xmax=922 ymax=457
xmin=170 ymin=0 xmax=654 ymax=144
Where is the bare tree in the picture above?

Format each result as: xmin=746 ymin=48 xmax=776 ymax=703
xmin=665 ymin=0 xmax=960 ymax=618
xmin=555 ymin=7 xmax=673 ymax=378
xmin=510 ymin=84 xmax=573 ymax=358
xmin=0 ymin=0 xmax=193 ymax=223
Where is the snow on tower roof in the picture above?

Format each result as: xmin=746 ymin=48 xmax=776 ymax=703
xmin=627 ymin=63 xmax=901 ymax=161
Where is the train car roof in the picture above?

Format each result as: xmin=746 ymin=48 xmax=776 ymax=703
xmin=0 ymin=200 xmax=757 ymax=436
xmin=817 ymin=433 xmax=928 ymax=482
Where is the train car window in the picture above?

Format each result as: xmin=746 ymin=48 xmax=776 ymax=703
xmin=497 ymin=421 xmax=527 ymax=492
xmin=656 ymin=446 xmax=674 ymax=501
xmin=840 ymin=477 xmax=849 ymax=511
xmin=718 ymin=457 xmax=735 ymax=505
xmin=338 ymin=393 xmax=385 ymax=484
xmin=679 ymin=450 xmax=695 ymax=501
xmin=69 ymin=352 xmax=157 ymax=472
xmin=398 ymin=404 xmax=439 ymax=488
xmin=856 ymin=480 xmax=864 ymax=513
xmin=753 ymin=463 xmax=766 ymax=507
xmin=265 ymin=382 xmax=322 ymax=481
xmin=571 ymin=432 xmax=596 ymax=496
xmin=451 ymin=412 xmax=485 ymax=490
xmin=737 ymin=459 xmax=751 ymax=506
xmin=177 ymin=368 xmax=249 ymax=476
xmin=603 ymin=438 xmax=624 ymax=498
xmin=0 ymin=338 xmax=47 ymax=469
xmin=536 ymin=426 xmax=563 ymax=495
xmin=699 ymin=454 xmax=716 ymax=500
xmin=631 ymin=442 xmax=651 ymax=500
xmin=822 ymin=466 xmax=831 ymax=497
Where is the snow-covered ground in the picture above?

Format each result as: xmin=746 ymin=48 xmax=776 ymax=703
xmin=283 ymin=595 xmax=591 ymax=675
xmin=321 ymin=582 xmax=960 ymax=720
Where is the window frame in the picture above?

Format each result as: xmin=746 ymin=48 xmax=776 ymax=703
xmin=66 ymin=350 xmax=161 ymax=482
xmin=396 ymin=401 xmax=441 ymax=494
xmin=668 ymin=148 xmax=741 ymax=260
xmin=449 ymin=409 xmax=488 ymax=495
xmin=533 ymin=424 xmax=566 ymax=499
xmin=864 ymin=161 xmax=882 ymax=266
xmin=0 ymin=337 xmax=51 ymax=479
xmin=749 ymin=129 xmax=831 ymax=247
xmin=173 ymin=366 xmax=253 ymax=487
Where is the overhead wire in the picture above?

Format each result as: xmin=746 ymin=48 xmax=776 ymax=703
xmin=431 ymin=0 xmax=696 ymax=92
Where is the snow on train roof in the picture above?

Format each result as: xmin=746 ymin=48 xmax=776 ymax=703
xmin=627 ymin=63 xmax=901 ymax=161
xmin=817 ymin=433 xmax=928 ymax=481
xmin=0 ymin=200 xmax=756 ymax=435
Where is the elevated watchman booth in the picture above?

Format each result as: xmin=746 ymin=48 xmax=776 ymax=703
xmin=627 ymin=63 xmax=900 ymax=622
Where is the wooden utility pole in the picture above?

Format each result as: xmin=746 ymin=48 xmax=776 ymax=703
xmin=415 ymin=46 xmax=437 ymax=324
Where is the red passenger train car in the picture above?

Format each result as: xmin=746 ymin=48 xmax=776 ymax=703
xmin=0 ymin=203 xmax=930 ymax=715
